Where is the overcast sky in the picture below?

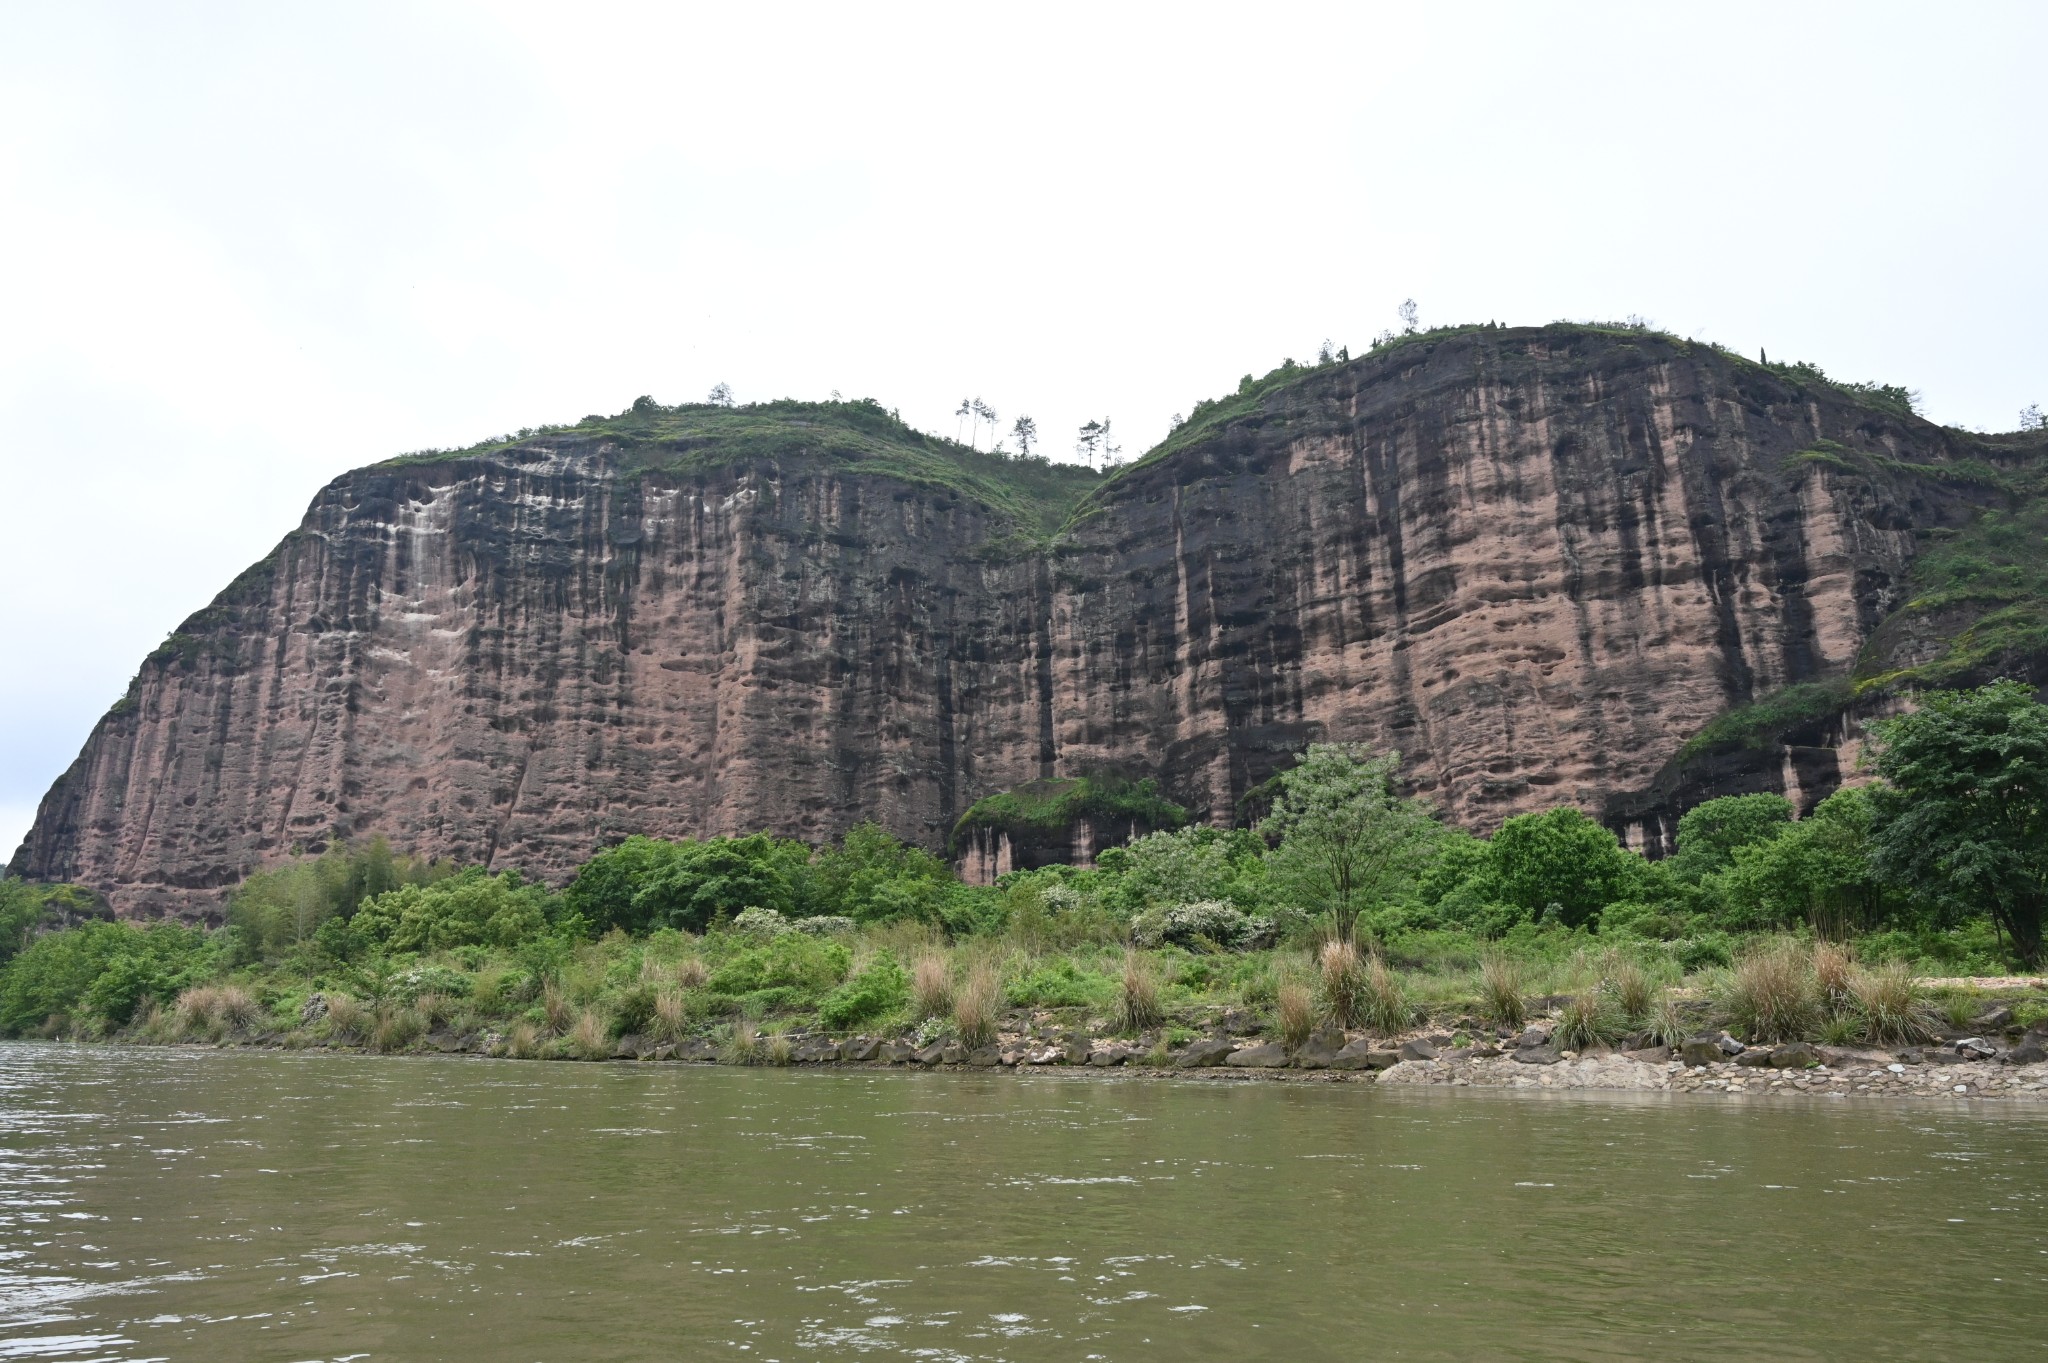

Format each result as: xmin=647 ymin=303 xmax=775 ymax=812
xmin=3 ymin=1 xmax=2045 ymax=861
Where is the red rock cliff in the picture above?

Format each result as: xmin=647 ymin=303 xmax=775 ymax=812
xmin=12 ymin=328 xmax=2031 ymax=914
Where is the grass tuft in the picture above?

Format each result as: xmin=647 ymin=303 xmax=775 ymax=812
xmin=1554 ymin=993 xmax=1623 ymax=1052
xmin=1724 ymin=941 xmax=1817 ymax=1044
xmin=1112 ymin=952 xmax=1165 ymax=1034
xmin=1479 ymin=953 xmax=1525 ymax=1029
xmin=1318 ymin=940 xmax=1365 ymax=1029
xmin=1362 ymin=953 xmax=1409 ymax=1036
xmin=953 ymin=962 xmax=1000 ymax=1049
xmin=1851 ymin=963 xmax=1938 ymax=1044
xmin=1276 ymin=982 xmax=1315 ymax=1050
xmin=912 ymin=952 xmax=954 ymax=1021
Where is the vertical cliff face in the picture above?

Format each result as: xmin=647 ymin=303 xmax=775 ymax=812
xmin=14 ymin=328 xmax=2036 ymax=913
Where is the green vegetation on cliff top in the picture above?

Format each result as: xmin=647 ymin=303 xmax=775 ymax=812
xmin=378 ymin=396 xmax=1101 ymax=539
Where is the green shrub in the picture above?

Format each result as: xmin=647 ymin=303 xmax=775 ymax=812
xmin=706 ymin=933 xmax=850 ymax=1003
xmin=1006 ymin=958 xmax=1108 ymax=1008
xmin=352 ymin=870 xmax=549 ymax=953
xmin=818 ymin=956 xmax=908 ymax=1029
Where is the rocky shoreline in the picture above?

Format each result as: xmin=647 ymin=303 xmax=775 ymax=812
xmin=101 ymin=1012 xmax=2048 ymax=1102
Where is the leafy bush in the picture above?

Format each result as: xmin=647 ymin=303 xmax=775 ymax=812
xmin=1129 ymin=900 xmax=1271 ymax=950
xmin=632 ymin=834 xmax=810 ymax=933
xmin=1005 ymin=958 xmax=1107 ymax=1008
xmin=706 ymin=933 xmax=850 ymax=1004
xmin=0 ymin=921 xmax=217 ymax=1035
xmin=352 ymin=871 xmax=549 ymax=953
xmin=818 ymin=956 xmax=908 ymax=1029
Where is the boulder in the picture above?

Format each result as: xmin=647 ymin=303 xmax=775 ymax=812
xmin=842 ymin=1038 xmax=881 ymax=1063
xmin=1513 ymin=1044 xmax=1562 ymax=1065
xmin=1974 ymin=1005 xmax=2015 ymax=1030
xmin=1176 ymin=1037 xmax=1237 ymax=1068
xmin=1621 ymin=1047 xmax=1671 ymax=1064
xmin=1733 ymin=1048 xmax=1773 ymax=1068
xmin=1026 ymin=1046 xmax=1064 ymax=1065
xmin=429 ymin=1028 xmax=469 ymax=1055
xmin=1894 ymin=1048 xmax=1925 ymax=1065
xmin=1716 ymin=1035 xmax=1746 ymax=1056
xmin=913 ymin=1042 xmax=948 ymax=1065
xmin=610 ymin=1034 xmax=644 ymax=1060
xmin=1296 ymin=1028 xmax=1346 ymax=1069
xmin=1516 ymin=1027 xmax=1551 ymax=1049
xmin=1224 ymin=1042 xmax=1290 ymax=1068
xmin=938 ymin=1042 xmax=967 ymax=1065
xmin=1954 ymin=1037 xmax=1999 ymax=1060
xmin=1086 ymin=1047 xmax=1127 ymax=1066
xmin=1469 ymin=1045 xmax=1504 ymax=1059
xmin=1769 ymin=1042 xmax=1824 ymax=1069
xmin=651 ymin=1043 xmax=678 ymax=1060
xmin=795 ymin=1040 xmax=843 ymax=1064
xmin=966 ymin=1046 xmax=1003 ymax=1067
xmin=1329 ymin=1040 xmax=1400 ymax=1071
xmin=1061 ymin=1035 xmax=1093 ymax=1065
xmin=2002 ymin=1037 xmax=2047 ymax=1065
xmin=879 ymin=1039 xmax=916 ymax=1064
xmin=1679 ymin=1039 xmax=1724 ymax=1067
xmin=675 ymin=1038 xmax=717 ymax=1061
xmin=1398 ymin=1038 xmax=1440 ymax=1063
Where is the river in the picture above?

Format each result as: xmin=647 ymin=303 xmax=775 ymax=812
xmin=2 ymin=1044 xmax=2043 ymax=1361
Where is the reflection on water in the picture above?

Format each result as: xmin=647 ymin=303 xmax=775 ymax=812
xmin=2 ymin=1043 xmax=2044 ymax=1361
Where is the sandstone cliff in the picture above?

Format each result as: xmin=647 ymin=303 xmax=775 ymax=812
xmin=15 ymin=327 xmax=2046 ymax=915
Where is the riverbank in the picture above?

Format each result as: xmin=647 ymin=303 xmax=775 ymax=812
xmin=82 ymin=1006 xmax=2048 ymax=1102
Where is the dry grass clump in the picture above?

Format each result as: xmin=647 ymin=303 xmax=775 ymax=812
xmin=1724 ymin=942 xmax=1817 ymax=1043
xmin=1850 ymin=962 xmax=1938 ymax=1044
xmin=912 ymin=952 xmax=954 ymax=1021
xmin=323 ymin=992 xmax=367 ymax=1042
xmin=371 ymin=1007 xmax=425 ymax=1053
xmin=1812 ymin=941 xmax=1856 ymax=1016
xmin=1112 ymin=953 xmax=1165 ymax=1034
xmin=1318 ymin=940 xmax=1365 ymax=1029
xmin=565 ymin=1009 xmax=612 ymax=1060
xmin=676 ymin=957 xmax=710 ymax=991
xmin=506 ymin=1021 xmax=542 ymax=1059
xmin=1362 ymin=953 xmax=1409 ymax=1036
xmin=651 ymin=987 xmax=689 ymax=1041
xmin=764 ymin=1022 xmax=795 ymax=1066
xmin=953 ymin=961 xmax=1000 ymax=1048
xmin=1276 ymin=982 xmax=1316 ymax=1050
xmin=721 ymin=1023 xmax=762 ymax=1066
xmin=1479 ymin=953 xmax=1525 ymax=1029
xmin=1642 ymin=993 xmax=1689 ymax=1048
xmin=1553 ymin=993 xmax=1623 ymax=1052
xmin=1607 ymin=960 xmax=1654 ymax=1024
xmin=541 ymin=983 xmax=574 ymax=1035
xmin=413 ymin=992 xmax=456 ymax=1028
xmin=174 ymin=984 xmax=261 ymax=1038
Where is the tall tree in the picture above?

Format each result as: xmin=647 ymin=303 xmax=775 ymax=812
xmin=1010 ymin=414 xmax=1038 ymax=457
xmin=1256 ymin=744 xmax=1440 ymax=943
xmin=955 ymin=397 xmax=973 ymax=443
xmin=1866 ymin=680 xmax=2048 ymax=966
xmin=708 ymin=382 xmax=733 ymax=407
xmin=1397 ymin=298 xmax=1419 ymax=334
xmin=1076 ymin=419 xmax=1104 ymax=468
xmin=972 ymin=399 xmax=997 ymax=450
xmin=1098 ymin=418 xmax=1121 ymax=467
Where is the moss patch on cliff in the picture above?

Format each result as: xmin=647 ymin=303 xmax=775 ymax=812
xmin=1675 ymin=681 xmax=1857 ymax=762
xmin=950 ymin=777 xmax=1187 ymax=855
xmin=377 ymin=398 xmax=1101 ymax=539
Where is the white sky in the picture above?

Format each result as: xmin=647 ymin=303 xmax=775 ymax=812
xmin=3 ymin=1 xmax=2045 ymax=862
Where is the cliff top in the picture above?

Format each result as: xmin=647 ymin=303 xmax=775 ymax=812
xmin=375 ymin=396 xmax=1103 ymax=538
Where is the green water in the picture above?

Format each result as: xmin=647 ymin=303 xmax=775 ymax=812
xmin=2 ymin=1045 xmax=2044 ymax=1361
